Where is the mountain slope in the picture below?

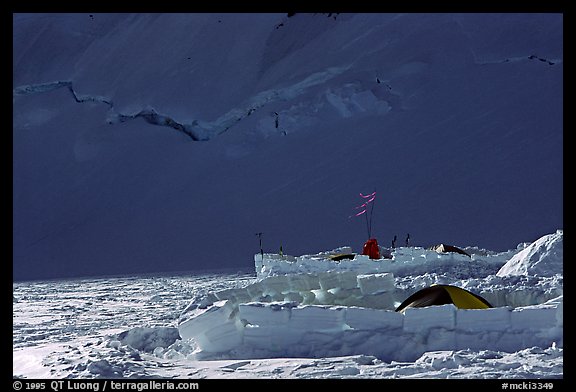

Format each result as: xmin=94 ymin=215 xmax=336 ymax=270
xmin=13 ymin=13 xmax=563 ymax=280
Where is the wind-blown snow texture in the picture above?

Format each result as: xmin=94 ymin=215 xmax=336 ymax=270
xmin=13 ymin=13 xmax=562 ymax=281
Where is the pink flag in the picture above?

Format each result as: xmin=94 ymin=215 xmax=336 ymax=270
xmin=349 ymin=191 xmax=376 ymax=219
xmin=360 ymin=191 xmax=376 ymax=198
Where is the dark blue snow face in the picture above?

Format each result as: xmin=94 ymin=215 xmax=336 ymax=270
xmin=13 ymin=13 xmax=563 ymax=281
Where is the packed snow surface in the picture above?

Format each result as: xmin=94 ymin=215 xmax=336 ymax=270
xmin=13 ymin=231 xmax=563 ymax=378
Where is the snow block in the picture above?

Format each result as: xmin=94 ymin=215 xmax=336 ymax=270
xmin=272 ymin=325 xmax=307 ymax=348
xmin=329 ymin=287 xmax=362 ymax=300
xmin=353 ymin=255 xmax=372 ymax=263
xmin=299 ymin=330 xmax=346 ymax=357
xmin=117 ymin=327 xmax=180 ymax=353
xmin=535 ymin=295 xmax=563 ymax=327
xmin=425 ymin=328 xmax=457 ymax=352
xmin=284 ymin=292 xmax=304 ymax=302
xmin=318 ymin=272 xmax=342 ymax=290
xmin=337 ymin=271 xmax=361 ymax=290
xmin=301 ymin=291 xmax=316 ymax=304
xmin=555 ymin=297 xmax=563 ymax=327
xmin=289 ymin=305 xmax=346 ymax=331
xmin=215 ymin=287 xmax=250 ymax=303
xmin=312 ymin=289 xmax=336 ymax=304
xmin=188 ymin=292 xmax=218 ymax=309
xmin=200 ymin=321 xmax=243 ymax=353
xmin=244 ymin=324 xmax=305 ymax=353
xmin=238 ymin=302 xmax=292 ymax=326
xmin=403 ymin=304 xmax=457 ymax=332
xmin=354 ymin=292 xmax=395 ymax=310
xmin=242 ymin=325 xmax=273 ymax=350
xmin=178 ymin=300 xmax=235 ymax=341
xmin=456 ymin=307 xmax=511 ymax=331
xmin=245 ymin=281 xmax=264 ymax=299
xmin=242 ymin=324 xmax=303 ymax=352
xmin=288 ymin=273 xmax=320 ymax=291
xmin=336 ymin=295 xmax=369 ymax=308
xmin=344 ymin=307 xmax=403 ymax=331
xmin=455 ymin=330 xmax=509 ymax=352
xmin=260 ymin=275 xmax=290 ymax=294
xmin=357 ymin=273 xmax=395 ymax=295
xmin=510 ymin=305 xmax=559 ymax=331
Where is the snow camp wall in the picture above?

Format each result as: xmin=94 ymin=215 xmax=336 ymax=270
xmin=255 ymin=246 xmax=513 ymax=279
xmin=177 ymin=232 xmax=563 ymax=360
xmin=177 ymin=267 xmax=562 ymax=361
xmin=178 ymin=285 xmax=563 ymax=361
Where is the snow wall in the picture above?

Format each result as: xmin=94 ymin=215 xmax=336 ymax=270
xmin=178 ymin=273 xmax=562 ymax=361
xmin=178 ymin=231 xmax=562 ymax=361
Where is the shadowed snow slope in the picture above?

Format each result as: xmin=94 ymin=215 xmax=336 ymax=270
xmin=13 ymin=13 xmax=562 ymax=280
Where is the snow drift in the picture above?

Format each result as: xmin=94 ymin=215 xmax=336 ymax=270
xmin=497 ymin=229 xmax=563 ymax=277
xmin=177 ymin=231 xmax=563 ymax=361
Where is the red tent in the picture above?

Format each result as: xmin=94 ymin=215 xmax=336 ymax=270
xmin=362 ymin=238 xmax=381 ymax=259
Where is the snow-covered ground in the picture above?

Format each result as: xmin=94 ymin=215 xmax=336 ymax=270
xmin=12 ymin=11 xmax=563 ymax=380
xmin=13 ymin=231 xmax=563 ymax=379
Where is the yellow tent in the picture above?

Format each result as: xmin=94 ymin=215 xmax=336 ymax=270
xmin=395 ymin=284 xmax=492 ymax=313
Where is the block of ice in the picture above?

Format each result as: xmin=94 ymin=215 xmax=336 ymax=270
xmin=312 ymin=289 xmax=336 ymax=304
xmin=337 ymin=271 xmax=361 ymax=290
xmin=201 ymin=321 xmax=243 ymax=353
xmin=289 ymin=305 xmax=346 ymax=331
xmin=344 ymin=307 xmax=403 ymax=330
xmin=328 ymin=287 xmax=362 ymax=300
xmin=357 ymin=273 xmax=395 ymax=295
xmin=288 ymin=273 xmax=320 ymax=291
xmin=300 ymin=291 xmax=316 ymax=304
xmin=260 ymin=275 xmax=291 ymax=294
xmin=178 ymin=300 xmax=235 ymax=341
xmin=238 ymin=302 xmax=293 ymax=326
xmin=246 ymin=281 xmax=264 ymax=299
xmin=510 ymin=305 xmax=559 ymax=331
xmin=354 ymin=292 xmax=396 ymax=310
xmin=456 ymin=307 xmax=512 ymax=331
xmin=215 ymin=287 xmax=250 ymax=302
xmin=242 ymin=324 xmax=273 ymax=350
xmin=403 ymin=304 xmax=457 ymax=332
xmin=283 ymin=292 xmax=304 ymax=302
xmin=318 ymin=272 xmax=342 ymax=290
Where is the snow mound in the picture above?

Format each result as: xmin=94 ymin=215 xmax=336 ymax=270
xmin=116 ymin=327 xmax=180 ymax=353
xmin=497 ymin=230 xmax=563 ymax=277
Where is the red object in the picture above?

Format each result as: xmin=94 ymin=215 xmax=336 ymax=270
xmin=362 ymin=238 xmax=381 ymax=259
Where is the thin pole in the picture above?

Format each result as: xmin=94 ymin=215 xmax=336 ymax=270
xmin=368 ymin=190 xmax=376 ymax=238
xmin=255 ymin=233 xmax=264 ymax=260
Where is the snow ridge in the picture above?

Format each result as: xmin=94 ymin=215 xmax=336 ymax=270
xmin=13 ymin=80 xmax=112 ymax=106
xmin=13 ymin=66 xmax=350 ymax=142
xmin=476 ymin=54 xmax=562 ymax=66
xmin=13 ymin=81 xmax=205 ymax=141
